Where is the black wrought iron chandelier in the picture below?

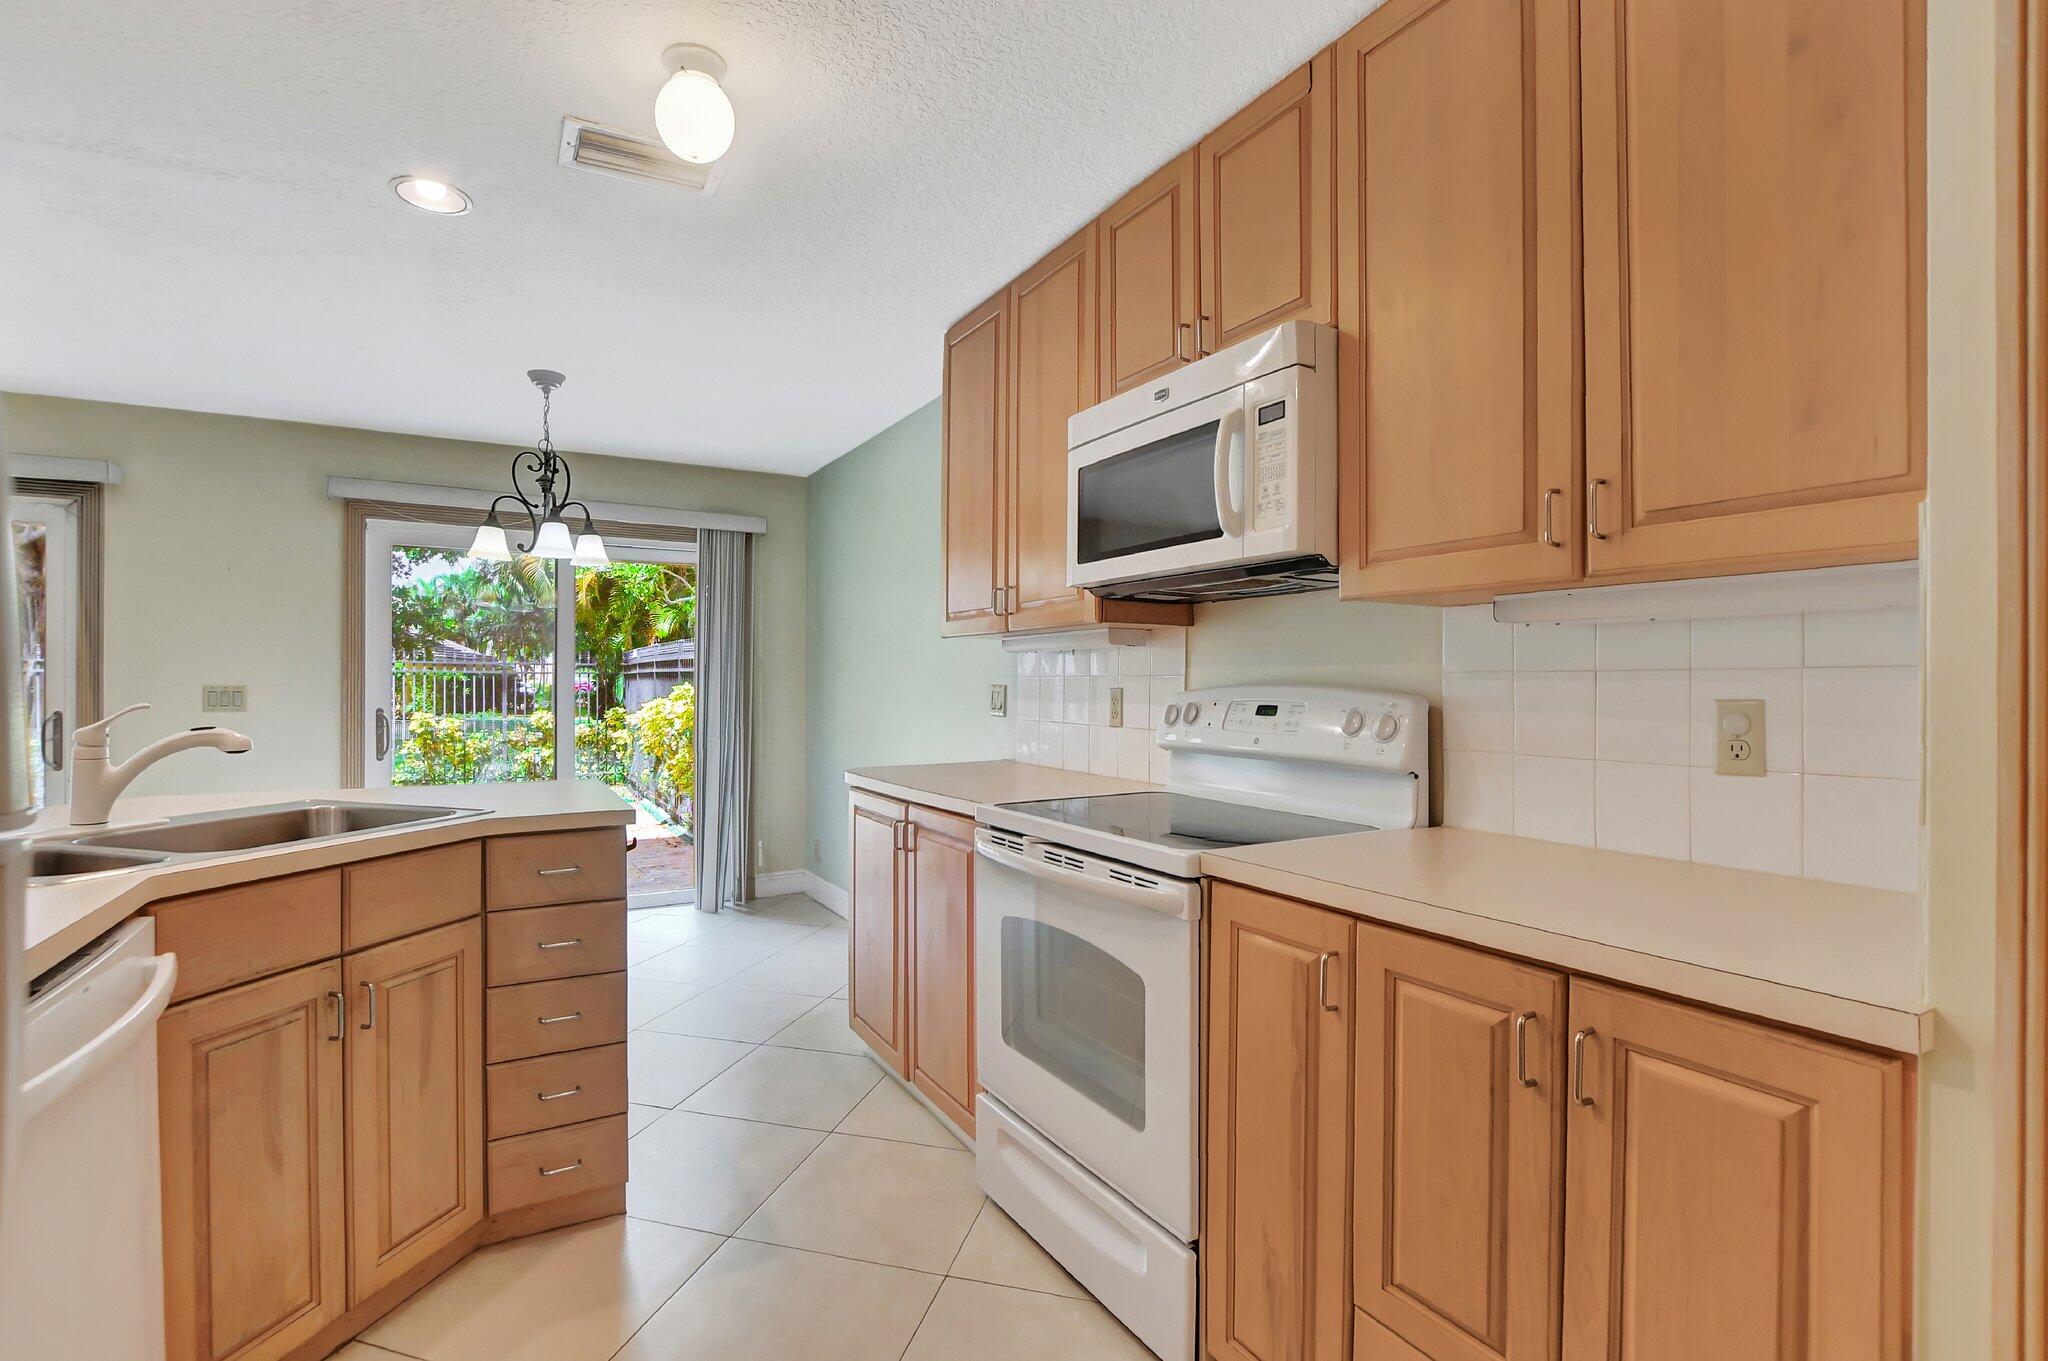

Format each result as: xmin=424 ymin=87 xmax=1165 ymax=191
xmin=466 ymin=369 xmax=610 ymax=566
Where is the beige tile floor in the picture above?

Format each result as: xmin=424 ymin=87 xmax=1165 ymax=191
xmin=329 ymin=892 xmax=1153 ymax=1361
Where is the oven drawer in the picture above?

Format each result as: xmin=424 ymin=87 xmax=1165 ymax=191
xmin=486 ymin=901 xmax=626 ymax=986
xmin=486 ymin=972 xmax=626 ymax=1063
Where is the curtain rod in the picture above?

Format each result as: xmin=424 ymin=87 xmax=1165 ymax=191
xmin=324 ymin=475 xmax=767 ymax=535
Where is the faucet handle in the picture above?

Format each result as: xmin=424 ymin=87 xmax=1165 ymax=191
xmin=74 ymin=702 xmax=150 ymax=752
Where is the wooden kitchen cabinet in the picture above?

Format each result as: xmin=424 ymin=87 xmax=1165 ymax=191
xmin=1203 ymin=884 xmax=1352 ymax=1361
xmin=907 ymin=804 xmax=977 ymax=1134
xmin=159 ymin=960 xmax=348 ymax=1361
xmin=1352 ymin=923 xmax=1564 ymax=1361
xmin=1579 ymin=0 xmax=1926 ymax=580
xmin=1099 ymin=150 xmax=1199 ymax=395
xmin=941 ymin=290 xmax=1010 ymax=637
xmin=1561 ymin=979 xmax=1907 ymax=1361
xmin=1334 ymin=0 xmax=1581 ymax=603
xmin=849 ymin=788 xmax=911 ymax=1072
xmin=1197 ymin=54 xmax=1333 ymax=354
xmin=343 ymin=918 xmax=484 ymax=1305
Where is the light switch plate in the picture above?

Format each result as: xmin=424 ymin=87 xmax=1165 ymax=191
xmin=1714 ymin=698 xmax=1765 ymax=775
xmin=202 ymin=684 xmax=248 ymax=713
xmin=988 ymin=683 xmax=1008 ymax=717
xmin=1108 ymin=686 xmax=1125 ymax=727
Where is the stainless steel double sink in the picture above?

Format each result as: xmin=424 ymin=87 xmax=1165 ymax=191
xmin=26 ymin=800 xmax=483 ymax=884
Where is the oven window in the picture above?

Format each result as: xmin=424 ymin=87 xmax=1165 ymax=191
xmin=999 ymin=916 xmax=1147 ymax=1131
xmin=1075 ymin=421 xmax=1224 ymax=564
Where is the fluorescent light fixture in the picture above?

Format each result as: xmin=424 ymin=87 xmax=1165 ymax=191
xmin=391 ymin=176 xmax=472 ymax=215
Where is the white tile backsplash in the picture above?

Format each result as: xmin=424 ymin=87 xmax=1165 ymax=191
xmin=1010 ymin=631 xmax=1186 ymax=786
xmin=1440 ymin=605 xmax=1921 ymax=891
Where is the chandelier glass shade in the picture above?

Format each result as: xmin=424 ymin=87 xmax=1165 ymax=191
xmin=468 ymin=370 xmax=610 ymax=567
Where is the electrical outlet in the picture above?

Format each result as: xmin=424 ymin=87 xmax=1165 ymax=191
xmin=1108 ymin=686 xmax=1125 ymax=727
xmin=201 ymin=684 xmax=248 ymax=713
xmin=1714 ymin=699 xmax=1766 ymax=775
xmin=989 ymin=683 xmax=1008 ymax=717
xmin=755 ymin=839 xmax=764 ymax=870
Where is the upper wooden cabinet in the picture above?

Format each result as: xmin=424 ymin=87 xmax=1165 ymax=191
xmin=1007 ymin=225 xmax=1101 ymax=632
xmin=1198 ymin=53 xmax=1334 ymax=354
xmin=942 ymin=291 xmax=1009 ymax=636
xmin=1562 ymin=979 xmax=1907 ymax=1361
xmin=906 ymin=804 xmax=978 ymax=1135
xmin=1099 ymin=151 xmax=1200 ymax=395
xmin=1580 ymin=0 xmax=1926 ymax=580
xmin=1335 ymin=0 xmax=1581 ymax=603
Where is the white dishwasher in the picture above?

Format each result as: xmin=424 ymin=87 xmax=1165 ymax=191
xmin=0 ymin=918 xmax=177 ymax=1361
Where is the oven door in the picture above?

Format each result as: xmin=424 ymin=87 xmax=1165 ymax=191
xmin=972 ymin=830 xmax=1199 ymax=1240
xmin=1068 ymin=385 xmax=1247 ymax=590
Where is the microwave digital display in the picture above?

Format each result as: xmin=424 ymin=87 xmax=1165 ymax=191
xmin=1256 ymin=400 xmax=1287 ymax=425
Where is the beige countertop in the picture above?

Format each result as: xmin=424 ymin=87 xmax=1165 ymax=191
xmin=844 ymin=760 xmax=1155 ymax=819
xmin=1203 ymin=827 xmax=1929 ymax=1054
xmin=19 ymin=781 xmax=633 ymax=978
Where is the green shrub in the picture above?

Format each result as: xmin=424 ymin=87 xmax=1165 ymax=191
xmin=628 ymin=685 xmax=695 ymax=816
xmin=395 ymin=711 xmax=489 ymax=786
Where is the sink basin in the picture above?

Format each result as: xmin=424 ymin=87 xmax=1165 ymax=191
xmin=70 ymin=801 xmax=477 ymax=856
xmin=25 ymin=843 xmax=171 ymax=883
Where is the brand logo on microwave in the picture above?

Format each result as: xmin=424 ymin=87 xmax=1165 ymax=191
xmin=1152 ymin=386 xmax=1170 ymax=402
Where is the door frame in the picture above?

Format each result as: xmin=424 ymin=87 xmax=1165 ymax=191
xmin=12 ymin=491 xmax=80 ymax=807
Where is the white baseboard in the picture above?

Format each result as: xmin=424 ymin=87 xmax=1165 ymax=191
xmin=796 ymin=870 xmax=849 ymax=918
xmin=753 ymin=869 xmax=809 ymax=900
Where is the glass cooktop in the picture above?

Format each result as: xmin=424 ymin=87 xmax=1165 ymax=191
xmin=997 ymin=791 xmax=1369 ymax=853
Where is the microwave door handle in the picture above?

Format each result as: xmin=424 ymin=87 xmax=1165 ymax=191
xmin=1212 ymin=406 xmax=1245 ymax=539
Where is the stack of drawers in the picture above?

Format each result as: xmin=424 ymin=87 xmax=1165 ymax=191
xmin=482 ymin=827 xmax=631 ymax=1217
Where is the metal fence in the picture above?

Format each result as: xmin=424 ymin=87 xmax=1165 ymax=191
xmin=391 ymin=653 xmax=605 ymax=724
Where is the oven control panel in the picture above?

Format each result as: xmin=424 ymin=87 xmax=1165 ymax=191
xmin=1156 ymin=685 xmax=1428 ymax=773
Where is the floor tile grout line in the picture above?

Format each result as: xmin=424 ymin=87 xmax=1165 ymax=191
xmin=634 ymin=1102 xmax=965 ymax=1153
xmin=598 ymin=1230 xmax=733 ymax=1361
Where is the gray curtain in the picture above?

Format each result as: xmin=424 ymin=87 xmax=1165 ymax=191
xmin=693 ymin=529 xmax=754 ymax=913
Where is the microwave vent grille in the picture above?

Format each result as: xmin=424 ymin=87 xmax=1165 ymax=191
xmin=1088 ymin=554 xmax=1340 ymax=603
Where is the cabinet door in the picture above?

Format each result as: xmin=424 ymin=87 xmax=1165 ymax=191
xmin=943 ymin=290 xmax=1009 ymax=635
xmin=1353 ymin=923 xmax=1564 ymax=1361
xmin=1198 ymin=52 xmax=1334 ymax=354
xmin=1561 ymin=980 xmax=1907 ymax=1361
xmin=1335 ymin=0 xmax=1581 ymax=603
xmin=159 ymin=961 xmax=347 ymax=1361
xmin=1580 ymin=0 xmax=1926 ymax=580
xmin=907 ymin=805 xmax=977 ymax=1134
xmin=344 ymin=917 xmax=484 ymax=1304
xmin=849 ymin=789 xmax=909 ymax=1073
xmin=1203 ymin=884 xmax=1352 ymax=1361
xmin=1098 ymin=150 xmax=1199 ymax=395
xmin=1007 ymin=224 xmax=1102 ymax=632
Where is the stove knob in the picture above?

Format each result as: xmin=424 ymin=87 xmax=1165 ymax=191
xmin=1163 ymin=704 xmax=1181 ymax=727
xmin=1371 ymin=712 xmax=1401 ymax=743
xmin=1182 ymin=702 xmax=1201 ymax=725
xmin=1341 ymin=708 xmax=1366 ymax=738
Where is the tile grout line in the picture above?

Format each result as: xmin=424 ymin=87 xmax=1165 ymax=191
xmin=598 ymin=1230 xmax=733 ymax=1361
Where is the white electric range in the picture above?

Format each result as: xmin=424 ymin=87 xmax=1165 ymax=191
xmin=970 ymin=685 xmax=1429 ymax=1361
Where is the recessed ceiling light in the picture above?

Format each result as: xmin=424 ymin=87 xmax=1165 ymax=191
xmin=391 ymin=176 xmax=471 ymax=215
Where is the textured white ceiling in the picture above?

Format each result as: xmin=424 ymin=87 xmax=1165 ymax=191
xmin=0 ymin=0 xmax=1374 ymax=475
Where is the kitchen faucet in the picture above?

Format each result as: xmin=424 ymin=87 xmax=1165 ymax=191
xmin=67 ymin=703 xmax=254 ymax=826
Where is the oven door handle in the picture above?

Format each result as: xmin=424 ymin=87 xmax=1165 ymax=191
xmin=1212 ymin=404 xmax=1245 ymax=540
xmin=974 ymin=830 xmax=1201 ymax=921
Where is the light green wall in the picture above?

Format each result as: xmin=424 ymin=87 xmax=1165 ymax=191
xmin=0 ymin=392 xmax=814 ymax=876
xmin=804 ymin=402 xmax=1012 ymax=888
xmin=803 ymin=399 xmax=1445 ymax=890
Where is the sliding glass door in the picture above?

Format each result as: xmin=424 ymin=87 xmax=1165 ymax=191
xmin=13 ymin=494 xmax=79 ymax=809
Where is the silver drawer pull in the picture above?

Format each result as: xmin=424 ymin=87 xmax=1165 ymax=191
xmin=537 ymin=866 xmax=582 ymax=877
xmin=537 ymin=1085 xmax=583 ymax=1102
xmin=538 ymin=1011 xmax=582 ymax=1025
xmin=538 ymin=1159 xmax=584 ymax=1177
xmin=537 ymin=938 xmax=583 ymax=950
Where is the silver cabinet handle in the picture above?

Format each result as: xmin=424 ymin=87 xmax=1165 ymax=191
xmin=1541 ymin=489 xmax=1562 ymax=548
xmin=374 ymin=707 xmax=391 ymax=762
xmin=537 ymin=866 xmax=582 ymax=877
xmin=990 ymin=587 xmax=1000 ymax=613
xmin=537 ymin=938 xmax=583 ymax=950
xmin=1197 ymin=315 xmax=1212 ymax=356
xmin=1316 ymin=952 xmax=1339 ymax=1013
xmin=327 ymin=990 xmax=346 ymax=1043
xmin=1174 ymin=322 xmax=1191 ymax=363
xmin=537 ymin=1085 xmax=583 ymax=1102
xmin=1515 ymin=1012 xmax=1537 ymax=1088
xmin=1587 ymin=479 xmax=1610 ymax=541
xmin=41 ymin=711 xmax=64 ymax=772
xmin=359 ymin=981 xmax=377 ymax=1031
xmin=538 ymin=1011 xmax=582 ymax=1025
xmin=1571 ymin=1028 xmax=1595 ymax=1107
xmin=538 ymin=1159 xmax=584 ymax=1178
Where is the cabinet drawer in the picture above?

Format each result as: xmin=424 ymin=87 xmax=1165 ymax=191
xmin=487 ymin=1114 xmax=628 ymax=1214
xmin=344 ymin=841 xmax=482 ymax=951
xmin=487 ymin=1043 xmax=628 ymax=1140
xmin=485 ymin=972 xmax=626 ymax=1063
xmin=486 ymin=828 xmax=627 ymax=910
xmin=149 ymin=869 xmax=342 ymax=1003
xmin=487 ymin=900 xmax=627 ymax=986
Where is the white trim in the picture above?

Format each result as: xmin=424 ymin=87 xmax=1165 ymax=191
xmin=325 ymin=475 xmax=767 ymax=535
xmin=10 ymin=455 xmax=122 ymax=485
xmin=791 ymin=870 xmax=849 ymax=918
xmin=1493 ymin=561 xmax=1919 ymax=624
xmin=631 ymin=887 xmax=697 ymax=910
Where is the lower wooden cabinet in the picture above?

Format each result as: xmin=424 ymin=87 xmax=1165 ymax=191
xmin=159 ymin=960 xmax=349 ymax=1361
xmin=1202 ymin=886 xmax=1909 ymax=1361
xmin=849 ymin=789 xmax=979 ymax=1138
xmin=1202 ymin=884 xmax=1352 ymax=1361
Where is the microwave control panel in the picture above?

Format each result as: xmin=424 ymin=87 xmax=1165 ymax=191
xmin=1251 ymin=397 xmax=1291 ymax=533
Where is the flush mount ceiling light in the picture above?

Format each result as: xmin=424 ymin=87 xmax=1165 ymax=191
xmin=469 ymin=370 xmax=610 ymax=567
xmin=654 ymin=44 xmax=735 ymax=165
xmin=390 ymin=176 xmax=472 ymax=215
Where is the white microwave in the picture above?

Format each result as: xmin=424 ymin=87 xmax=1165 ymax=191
xmin=1067 ymin=320 xmax=1337 ymax=601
